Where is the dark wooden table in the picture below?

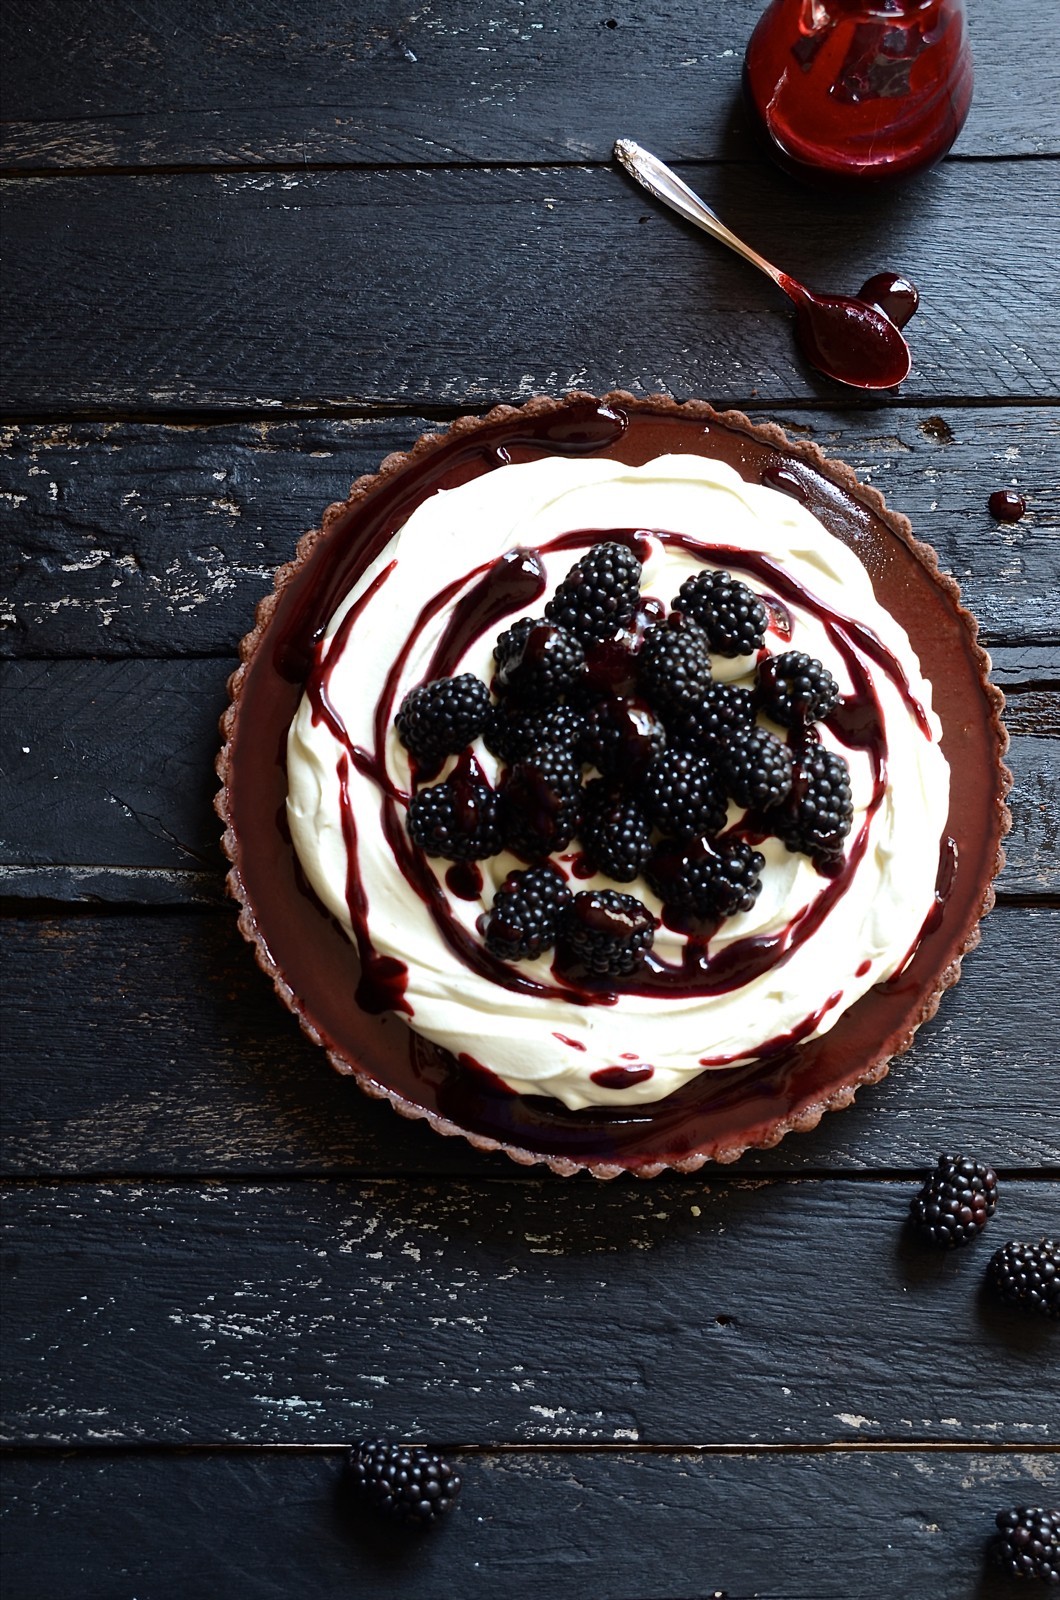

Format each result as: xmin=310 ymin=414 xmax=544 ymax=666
xmin=2 ymin=5 xmax=1058 ymax=1596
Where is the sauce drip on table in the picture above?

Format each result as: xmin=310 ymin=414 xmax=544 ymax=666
xmin=988 ymin=489 xmax=1026 ymax=523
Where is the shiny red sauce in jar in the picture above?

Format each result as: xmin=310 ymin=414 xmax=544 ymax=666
xmin=743 ymin=0 xmax=974 ymax=188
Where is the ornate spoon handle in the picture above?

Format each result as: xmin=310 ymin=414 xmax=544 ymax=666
xmin=613 ymin=139 xmax=785 ymax=291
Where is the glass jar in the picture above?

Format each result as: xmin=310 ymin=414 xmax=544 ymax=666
xmin=743 ymin=0 xmax=974 ymax=187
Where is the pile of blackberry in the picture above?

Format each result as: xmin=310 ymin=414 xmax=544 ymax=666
xmin=395 ymin=540 xmax=853 ymax=976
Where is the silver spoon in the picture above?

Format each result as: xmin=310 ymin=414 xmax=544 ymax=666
xmin=613 ymin=139 xmax=913 ymax=390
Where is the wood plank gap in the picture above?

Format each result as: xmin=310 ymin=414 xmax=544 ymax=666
xmin=4 ymin=644 xmax=1060 ymax=667
xmin=4 ymin=395 xmax=1060 ymax=428
xmin=2 ymin=152 xmax=1057 ymax=183
xmin=3 ymin=1169 xmax=1057 ymax=1188
xmin=4 ymin=886 xmax=1056 ymax=916
xmin=2 ymin=1440 xmax=1057 ymax=1458
xmin=0 ymin=883 xmax=227 ymax=916
xmin=4 ymin=647 xmax=1059 ymax=668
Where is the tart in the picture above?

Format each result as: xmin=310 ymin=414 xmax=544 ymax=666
xmin=216 ymin=392 xmax=1010 ymax=1176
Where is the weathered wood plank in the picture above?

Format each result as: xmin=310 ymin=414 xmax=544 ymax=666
xmin=1 ymin=0 xmax=1055 ymax=170
xmin=2 ymin=165 xmax=1059 ymax=414
xmin=2 ymin=1447 xmax=1056 ymax=1600
xmin=5 ymin=656 xmax=1052 ymax=892
xmin=3 ymin=1179 xmax=1058 ymax=1447
xmin=988 ymin=646 xmax=1060 ymax=690
xmin=0 ymin=658 xmax=230 ymax=876
xmin=3 ymin=411 xmax=1057 ymax=657
xmin=0 ymin=865 xmax=224 ymax=905
xmin=2 ymin=905 xmax=1059 ymax=1178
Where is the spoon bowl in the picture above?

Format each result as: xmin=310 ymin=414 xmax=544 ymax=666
xmin=614 ymin=139 xmax=913 ymax=391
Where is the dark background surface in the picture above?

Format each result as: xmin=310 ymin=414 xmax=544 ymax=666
xmin=1 ymin=3 xmax=1057 ymax=1596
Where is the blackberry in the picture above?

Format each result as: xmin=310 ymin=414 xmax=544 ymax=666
xmin=483 ymin=864 xmax=573 ymax=962
xmin=482 ymin=701 xmax=585 ymax=765
xmin=580 ymin=780 xmax=654 ymax=882
xmin=669 ymin=682 xmax=756 ymax=754
xmin=722 ymin=725 xmax=794 ymax=810
xmin=757 ymin=650 xmax=839 ymax=727
xmin=771 ymin=742 xmax=853 ymax=865
xmin=394 ymin=673 xmax=491 ymax=764
xmin=991 ymin=1508 xmax=1060 ymax=1584
xmin=909 ymin=1154 xmax=999 ymax=1248
xmin=637 ymin=616 xmax=712 ymax=714
xmin=501 ymin=744 xmax=582 ymax=858
xmin=987 ymin=1238 xmax=1059 ymax=1320
xmin=559 ymin=888 xmax=656 ymax=977
xmin=640 ymin=750 xmax=727 ymax=839
xmin=645 ymin=837 xmax=765 ymax=920
xmin=406 ymin=764 xmax=501 ymax=861
xmin=545 ymin=540 xmax=643 ymax=645
xmin=348 ymin=1438 xmax=461 ymax=1528
xmin=494 ymin=617 xmax=585 ymax=705
xmin=579 ymin=695 xmax=666 ymax=783
xmin=674 ymin=569 xmax=768 ymax=657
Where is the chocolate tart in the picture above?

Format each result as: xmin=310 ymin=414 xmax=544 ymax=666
xmin=216 ymin=392 xmax=1010 ymax=1177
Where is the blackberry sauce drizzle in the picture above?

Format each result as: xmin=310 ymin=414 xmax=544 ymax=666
xmin=336 ymin=754 xmax=412 ymax=1015
xmin=309 ymin=511 xmax=939 ymax=1037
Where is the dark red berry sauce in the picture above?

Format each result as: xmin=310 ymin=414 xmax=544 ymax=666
xmin=988 ymin=490 xmax=1026 ymax=523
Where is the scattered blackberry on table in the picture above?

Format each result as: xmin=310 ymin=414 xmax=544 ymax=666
xmin=991 ymin=1507 xmax=1060 ymax=1584
xmin=771 ymin=743 xmax=853 ymax=865
xmin=559 ymin=888 xmax=656 ymax=977
xmin=669 ymin=681 xmax=756 ymax=754
xmin=909 ymin=1154 xmax=999 ymax=1248
xmin=348 ymin=1438 xmax=461 ymax=1528
xmin=674 ymin=569 xmax=768 ymax=657
xmin=579 ymin=695 xmax=666 ymax=782
xmin=395 ymin=673 xmax=491 ymax=764
xmin=501 ymin=744 xmax=583 ymax=858
xmin=545 ymin=540 xmax=643 ymax=645
xmin=493 ymin=617 xmax=585 ymax=705
xmin=406 ymin=766 xmax=501 ymax=861
xmin=646 ymin=837 xmax=765 ymax=920
xmin=721 ymin=725 xmax=794 ymax=810
xmin=483 ymin=864 xmax=573 ymax=962
xmin=987 ymin=1238 xmax=1059 ymax=1320
xmin=580 ymin=780 xmax=654 ymax=882
xmin=482 ymin=701 xmax=585 ymax=765
xmin=640 ymin=749 xmax=727 ymax=839
xmin=756 ymin=649 xmax=840 ymax=727
xmin=637 ymin=615 xmax=713 ymax=714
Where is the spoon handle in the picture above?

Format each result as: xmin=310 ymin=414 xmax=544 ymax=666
xmin=613 ymin=140 xmax=785 ymax=291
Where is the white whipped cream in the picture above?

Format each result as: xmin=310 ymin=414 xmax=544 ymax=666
xmin=287 ymin=454 xmax=950 ymax=1110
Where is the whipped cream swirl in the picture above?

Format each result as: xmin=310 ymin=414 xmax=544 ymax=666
xmin=286 ymin=454 xmax=950 ymax=1110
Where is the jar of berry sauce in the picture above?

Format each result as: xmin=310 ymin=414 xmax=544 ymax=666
xmin=743 ymin=0 xmax=973 ymax=187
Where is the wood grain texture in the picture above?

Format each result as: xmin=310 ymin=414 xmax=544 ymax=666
xmin=2 ymin=2 xmax=1058 ymax=1593
xmin=2 ymin=0 xmax=1056 ymax=170
xmin=2 ymin=1447 xmax=1057 ymax=1600
xmin=6 ymin=655 xmax=1052 ymax=893
xmin=3 ymin=410 xmax=1058 ymax=657
xmin=3 ymin=164 xmax=1059 ymax=414
xmin=4 ymin=1179 xmax=1058 ymax=1448
xmin=3 ymin=906 xmax=1059 ymax=1179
